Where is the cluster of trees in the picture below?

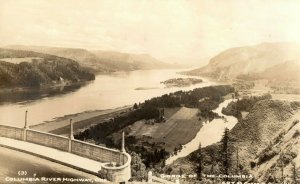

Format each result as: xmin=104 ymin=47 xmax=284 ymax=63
xmin=142 ymin=85 xmax=234 ymax=119
xmin=0 ymin=49 xmax=95 ymax=87
xmin=221 ymin=94 xmax=272 ymax=119
xmin=130 ymin=145 xmax=169 ymax=168
xmin=130 ymin=151 xmax=148 ymax=181
xmin=75 ymin=105 xmax=160 ymax=145
xmin=160 ymin=78 xmax=203 ymax=87
xmin=191 ymin=128 xmax=235 ymax=181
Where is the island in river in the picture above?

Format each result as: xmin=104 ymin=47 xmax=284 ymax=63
xmin=160 ymin=77 xmax=203 ymax=87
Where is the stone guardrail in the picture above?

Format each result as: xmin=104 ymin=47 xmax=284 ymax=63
xmin=26 ymin=129 xmax=70 ymax=152
xmin=0 ymin=125 xmax=24 ymax=140
xmin=101 ymin=151 xmax=131 ymax=182
xmin=71 ymin=139 xmax=121 ymax=163
xmin=0 ymin=124 xmax=131 ymax=183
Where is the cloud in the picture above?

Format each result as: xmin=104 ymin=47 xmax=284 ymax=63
xmin=1 ymin=0 xmax=300 ymax=61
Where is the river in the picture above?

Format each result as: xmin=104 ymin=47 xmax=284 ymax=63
xmin=165 ymin=99 xmax=238 ymax=165
xmin=0 ymin=69 xmax=217 ymax=127
xmin=0 ymin=69 xmax=236 ymax=179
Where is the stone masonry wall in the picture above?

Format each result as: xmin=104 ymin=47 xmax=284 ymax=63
xmin=26 ymin=129 xmax=69 ymax=151
xmin=71 ymin=140 xmax=121 ymax=163
xmin=0 ymin=125 xmax=24 ymax=140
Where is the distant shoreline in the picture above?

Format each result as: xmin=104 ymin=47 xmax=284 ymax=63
xmin=0 ymin=81 xmax=92 ymax=104
xmin=0 ymin=80 xmax=91 ymax=93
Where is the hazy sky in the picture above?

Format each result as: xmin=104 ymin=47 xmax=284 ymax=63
xmin=1 ymin=0 xmax=300 ymax=62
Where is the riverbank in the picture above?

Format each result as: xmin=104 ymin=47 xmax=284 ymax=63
xmin=30 ymin=105 xmax=132 ymax=136
xmin=0 ymin=81 xmax=91 ymax=105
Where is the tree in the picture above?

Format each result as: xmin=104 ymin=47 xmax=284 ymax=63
xmin=221 ymin=128 xmax=231 ymax=176
xmin=130 ymin=152 xmax=147 ymax=181
xmin=291 ymin=162 xmax=297 ymax=184
xmin=179 ymin=167 xmax=183 ymax=176
xmin=133 ymin=103 xmax=138 ymax=109
xmin=196 ymin=143 xmax=203 ymax=181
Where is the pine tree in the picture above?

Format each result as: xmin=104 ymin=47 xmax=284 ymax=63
xmin=196 ymin=143 xmax=203 ymax=181
xmin=133 ymin=103 xmax=138 ymax=109
xmin=221 ymin=128 xmax=231 ymax=175
xmin=291 ymin=162 xmax=297 ymax=184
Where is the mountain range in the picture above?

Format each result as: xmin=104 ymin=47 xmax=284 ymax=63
xmin=185 ymin=42 xmax=300 ymax=82
xmin=4 ymin=45 xmax=173 ymax=73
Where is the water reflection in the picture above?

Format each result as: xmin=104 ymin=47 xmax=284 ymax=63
xmin=0 ymin=82 xmax=90 ymax=105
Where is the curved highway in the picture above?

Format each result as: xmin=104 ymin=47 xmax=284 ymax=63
xmin=0 ymin=147 xmax=98 ymax=183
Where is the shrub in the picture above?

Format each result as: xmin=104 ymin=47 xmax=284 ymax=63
xmin=257 ymin=146 xmax=279 ymax=165
xmin=293 ymin=130 xmax=300 ymax=138
xmin=288 ymin=120 xmax=299 ymax=131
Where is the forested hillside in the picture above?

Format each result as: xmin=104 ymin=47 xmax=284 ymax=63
xmin=167 ymin=97 xmax=300 ymax=183
xmin=0 ymin=48 xmax=95 ymax=87
xmin=5 ymin=45 xmax=173 ymax=73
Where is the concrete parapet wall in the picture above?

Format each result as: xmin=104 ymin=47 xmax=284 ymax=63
xmin=26 ymin=129 xmax=69 ymax=151
xmin=0 ymin=124 xmax=131 ymax=182
xmin=0 ymin=125 xmax=24 ymax=140
xmin=101 ymin=152 xmax=131 ymax=182
xmin=71 ymin=140 xmax=131 ymax=182
xmin=71 ymin=139 xmax=121 ymax=163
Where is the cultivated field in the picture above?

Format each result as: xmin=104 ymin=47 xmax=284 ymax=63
xmin=128 ymin=107 xmax=202 ymax=152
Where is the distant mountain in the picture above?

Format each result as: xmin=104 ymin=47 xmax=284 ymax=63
xmin=161 ymin=56 xmax=210 ymax=68
xmin=184 ymin=43 xmax=300 ymax=81
xmin=0 ymin=48 xmax=95 ymax=87
xmin=5 ymin=45 xmax=173 ymax=73
xmin=259 ymin=61 xmax=300 ymax=81
xmin=92 ymin=50 xmax=172 ymax=71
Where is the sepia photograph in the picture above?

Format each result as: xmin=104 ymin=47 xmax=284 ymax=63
xmin=0 ymin=0 xmax=300 ymax=183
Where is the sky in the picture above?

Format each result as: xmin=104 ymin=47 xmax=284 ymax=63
xmin=1 ymin=0 xmax=300 ymax=63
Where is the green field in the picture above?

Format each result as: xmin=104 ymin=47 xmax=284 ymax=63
xmin=127 ymin=107 xmax=202 ymax=152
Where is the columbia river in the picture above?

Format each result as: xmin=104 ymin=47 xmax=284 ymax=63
xmin=0 ymin=69 xmax=216 ymax=127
